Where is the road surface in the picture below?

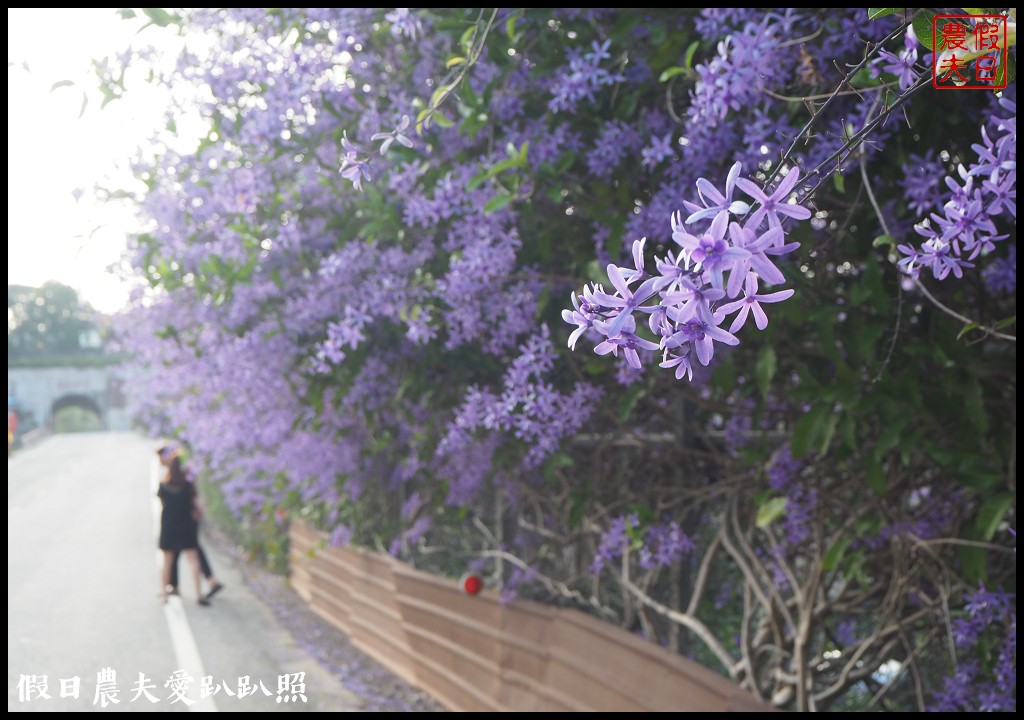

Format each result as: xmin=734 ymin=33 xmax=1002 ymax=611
xmin=8 ymin=432 xmax=362 ymax=712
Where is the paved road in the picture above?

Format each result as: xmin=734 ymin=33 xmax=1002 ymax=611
xmin=8 ymin=432 xmax=361 ymax=712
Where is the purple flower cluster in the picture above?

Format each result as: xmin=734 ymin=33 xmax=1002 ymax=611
xmin=384 ymin=8 xmax=424 ymax=41
xmin=591 ymin=515 xmax=694 ymax=575
xmin=112 ymin=10 xmax=1014 ymax=707
xmin=901 ymin=150 xmax=946 ymax=216
xmin=764 ymin=445 xmax=815 ymax=547
xmin=590 ymin=514 xmax=638 ymax=574
xmin=564 ymin=163 xmax=807 ymax=380
xmin=870 ymin=25 xmax=921 ymax=92
xmin=437 ymin=326 xmax=602 ymax=469
xmin=388 ymin=516 xmax=433 ymax=557
xmin=329 ymin=524 xmax=353 ymax=547
xmin=637 ymin=521 xmax=695 ymax=570
xmin=931 ymin=584 xmax=1016 ymax=712
xmin=984 ymin=243 xmax=1016 ymax=294
xmin=687 ymin=17 xmax=788 ymax=131
xmin=899 ymin=97 xmax=1016 ymax=282
xmin=548 ymin=39 xmax=627 ymax=114
xmin=585 ymin=119 xmax=646 ymax=179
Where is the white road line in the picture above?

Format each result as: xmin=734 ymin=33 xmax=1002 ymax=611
xmin=152 ymin=458 xmax=219 ymax=712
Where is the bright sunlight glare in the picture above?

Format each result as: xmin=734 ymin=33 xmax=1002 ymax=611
xmin=7 ymin=8 xmax=197 ymax=314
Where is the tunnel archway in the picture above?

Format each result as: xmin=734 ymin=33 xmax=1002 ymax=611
xmin=51 ymin=394 xmax=104 ymax=432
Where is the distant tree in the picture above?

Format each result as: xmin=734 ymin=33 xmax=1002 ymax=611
xmin=8 ymin=282 xmax=101 ymax=359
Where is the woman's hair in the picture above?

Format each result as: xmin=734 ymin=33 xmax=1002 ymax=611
xmin=157 ymin=444 xmax=177 ymax=462
xmin=166 ymin=456 xmax=189 ymax=487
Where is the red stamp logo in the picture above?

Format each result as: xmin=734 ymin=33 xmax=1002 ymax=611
xmin=932 ymin=14 xmax=1008 ymax=90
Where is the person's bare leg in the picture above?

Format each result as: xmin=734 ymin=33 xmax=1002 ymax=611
xmin=160 ymin=551 xmax=175 ymax=603
xmin=184 ymin=549 xmax=204 ymax=604
xmin=196 ymin=543 xmax=222 ymax=595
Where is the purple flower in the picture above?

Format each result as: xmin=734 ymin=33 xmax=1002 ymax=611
xmin=370 ymin=114 xmax=415 ymax=155
xmin=641 ymin=133 xmax=676 ymax=171
xmin=724 ymin=220 xmax=790 ymax=297
xmin=562 ymin=288 xmax=599 ymax=351
xmin=329 ymin=524 xmax=353 ymax=547
xmin=663 ymin=313 xmax=739 ymax=366
xmin=672 ymin=211 xmax=751 ymax=290
xmin=715 ymin=275 xmax=794 ymax=332
xmin=902 ymin=150 xmax=945 ymax=215
xmin=736 ymin=167 xmax=813 ymax=231
xmin=384 ymin=8 xmax=423 ymax=40
xmin=340 ymin=136 xmax=371 ymax=191
xmin=593 ymin=314 xmax=660 ymax=370
xmin=613 ymin=237 xmax=648 ymax=285
xmin=873 ymin=45 xmax=919 ymax=92
xmin=684 ymin=162 xmax=751 ymax=223
xmin=592 ymin=264 xmax=660 ymax=340
xmin=835 ymin=619 xmax=857 ymax=646
xmin=661 ymin=276 xmax=725 ymax=327
xmin=660 ymin=349 xmax=694 ymax=381
xmin=591 ymin=514 xmax=639 ymax=574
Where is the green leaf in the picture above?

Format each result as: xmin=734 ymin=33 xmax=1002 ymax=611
xmin=822 ymin=536 xmax=853 ymax=571
xmin=483 ymin=193 xmax=514 ymax=214
xmin=958 ymin=544 xmax=987 ymax=585
xmin=658 ymin=66 xmax=689 ymax=83
xmin=431 ymin=83 xmax=454 ymax=109
xmin=957 ymin=321 xmax=981 ymax=340
xmin=459 ymin=24 xmax=477 ymax=54
xmin=684 ymin=39 xmax=700 ymax=69
xmin=543 ymin=452 xmax=575 ymax=484
xmin=142 ymin=8 xmax=178 ymax=27
xmin=470 ymin=145 xmax=530 ymax=189
xmin=914 ymin=12 xmax=939 ymax=51
xmin=756 ymin=497 xmax=788 ymax=529
xmin=568 ymin=490 xmax=587 ymax=530
xmin=872 ymin=234 xmax=897 ymax=247
xmin=840 ymin=415 xmax=857 ymax=451
xmin=817 ymin=412 xmax=840 ymax=457
xmin=50 ymin=80 xmax=75 ymax=92
xmin=618 ymin=385 xmax=646 ymax=422
xmin=555 ymin=152 xmax=576 ymax=175
xmin=415 ymin=107 xmax=431 ymax=135
xmin=875 ymin=418 xmax=906 ymax=456
xmin=867 ymin=8 xmax=906 ymax=20
xmin=791 ymin=403 xmax=829 ymax=458
xmin=976 ymin=493 xmax=1013 ymax=541
xmin=963 ymin=376 xmax=989 ymax=436
xmin=994 ymin=315 xmax=1016 ymax=330
xmin=833 ymin=173 xmax=846 ymax=194
xmin=755 ymin=346 xmax=777 ymax=400
xmin=467 ymin=171 xmax=487 ymax=191
xmin=432 ymin=111 xmax=455 ymax=129
xmin=445 ymin=56 xmax=466 ymax=69
xmin=506 ymin=15 xmax=519 ymax=42
xmin=994 ymin=54 xmax=1014 ymax=88
xmin=626 ymin=503 xmax=656 ymax=533
xmin=866 ymin=457 xmax=887 ymax=494
xmin=459 ymin=112 xmax=489 ymax=138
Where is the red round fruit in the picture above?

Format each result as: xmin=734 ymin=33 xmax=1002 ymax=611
xmin=460 ymin=573 xmax=483 ymax=595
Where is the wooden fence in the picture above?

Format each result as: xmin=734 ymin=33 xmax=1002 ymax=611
xmin=290 ymin=520 xmax=772 ymax=712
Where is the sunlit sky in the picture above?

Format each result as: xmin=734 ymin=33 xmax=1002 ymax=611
xmin=8 ymin=8 xmax=190 ymax=314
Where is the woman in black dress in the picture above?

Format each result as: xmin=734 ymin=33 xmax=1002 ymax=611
xmin=157 ymin=445 xmax=224 ymax=600
xmin=158 ymin=454 xmax=206 ymax=605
